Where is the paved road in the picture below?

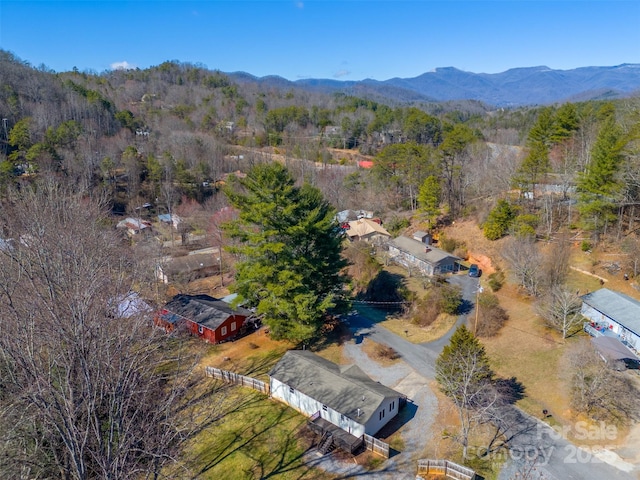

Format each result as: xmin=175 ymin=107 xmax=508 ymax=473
xmin=343 ymin=273 xmax=638 ymax=480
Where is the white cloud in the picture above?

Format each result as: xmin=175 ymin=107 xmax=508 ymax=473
xmin=333 ymin=69 xmax=351 ymax=78
xmin=110 ymin=61 xmax=135 ymax=71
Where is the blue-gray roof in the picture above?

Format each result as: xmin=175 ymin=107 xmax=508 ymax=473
xmin=581 ymin=288 xmax=640 ymax=336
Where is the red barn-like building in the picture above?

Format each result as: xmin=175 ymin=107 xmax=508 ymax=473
xmin=155 ymin=294 xmax=253 ymax=344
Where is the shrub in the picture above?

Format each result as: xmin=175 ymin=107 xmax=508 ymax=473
xmin=474 ymin=292 xmax=509 ymax=337
xmin=581 ymin=240 xmax=592 ymax=252
xmin=439 ymin=284 xmax=463 ymax=315
xmin=487 ymin=270 xmax=505 ymax=292
xmin=386 ymin=216 xmax=410 ymax=236
xmin=375 ymin=344 xmax=401 ymax=360
xmin=411 ymin=284 xmax=462 ymax=325
xmin=513 ymin=214 xmax=539 ymax=238
xmin=410 ymin=299 xmax=440 ymax=327
xmin=439 ymin=234 xmax=458 ymax=253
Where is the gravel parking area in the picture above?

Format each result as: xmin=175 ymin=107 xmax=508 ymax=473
xmin=303 ymin=337 xmax=438 ymax=479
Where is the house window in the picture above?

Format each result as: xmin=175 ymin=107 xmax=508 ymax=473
xmin=289 ymin=386 xmax=295 ymax=394
xmin=221 ymin=326 xmax=227 ymax=336
xmin=390 ymin=401 xmax=395 ymax=411
xmin=231 ymin=321 xmax=237 ymax=331
xmin=322 ymin=405 xmax=328 ymax=412
xmin=198 ymin=325 xmax=203 ymax=334
xmin=379 ymin=409 xmax=385 ymax=420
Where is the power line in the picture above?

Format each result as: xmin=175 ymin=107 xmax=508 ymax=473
xmin=351 ymin=299 xmax=412 ymax=305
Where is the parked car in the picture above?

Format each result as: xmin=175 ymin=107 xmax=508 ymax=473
xmin=468 ymin=264 xmax=480 ymax=277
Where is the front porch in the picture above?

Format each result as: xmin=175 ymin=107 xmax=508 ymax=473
xmin=308 ymin=413 xmax=364 ymax=454
xmin=584 ymin=321 xmax=618 ymax=339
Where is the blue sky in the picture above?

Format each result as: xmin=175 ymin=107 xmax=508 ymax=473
xmin=1 ymin=1 xmax=638 ymax=80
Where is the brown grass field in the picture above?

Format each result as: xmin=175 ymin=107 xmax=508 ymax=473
xmin=173 ymin=217 xmax=640 ymax=478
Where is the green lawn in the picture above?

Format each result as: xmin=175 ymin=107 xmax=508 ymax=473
xmin=181 ymin=388 xmax=334 ymax=480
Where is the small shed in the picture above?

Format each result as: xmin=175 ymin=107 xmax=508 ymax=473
xmin=155 ymin=294 xmax=253 ymax=344
xmin=412 ymin=231 xmax=432 ymax=245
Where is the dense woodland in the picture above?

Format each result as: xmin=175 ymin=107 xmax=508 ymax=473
xmin=1 ymin=50 xmax=639 ymax=245
xmin=1 ymin=49 xmax=640 ymax=478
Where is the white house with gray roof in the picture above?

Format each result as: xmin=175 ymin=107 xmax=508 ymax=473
xmin=269 ymin=350 xmax=403 ymax=439
xmin=581 ymin=288 xmax=640 ymax=354
xmin=388 ymin=236 xmax=460 ymax=276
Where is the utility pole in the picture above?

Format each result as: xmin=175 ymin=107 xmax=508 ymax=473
xmin=474 ymin=285 xmax=483 ymax=335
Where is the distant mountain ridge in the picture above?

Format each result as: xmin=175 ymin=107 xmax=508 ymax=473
xmin=230 ymin=64 xmax=640 ymax=107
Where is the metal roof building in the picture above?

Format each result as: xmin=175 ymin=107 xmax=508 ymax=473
xmin=581 ymin=288 xmax=640 ymax=353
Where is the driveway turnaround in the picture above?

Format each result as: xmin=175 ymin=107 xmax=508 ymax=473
xmin=330 ymin=273 xmax=638 ymax=480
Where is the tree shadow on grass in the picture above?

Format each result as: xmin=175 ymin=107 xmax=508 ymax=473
xmin=195 ymin=398 xmax=293 ymax=475
xmin=495 ymin=376 xmax=526 ymax=405
xmin=310 ymin=317 xmax=354 ymax=352
xmin=362 ymin=270 xmax=407 ymax=308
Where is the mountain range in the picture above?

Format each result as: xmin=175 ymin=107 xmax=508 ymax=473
xmin=230 ymin=64 xmax=640 ymax=107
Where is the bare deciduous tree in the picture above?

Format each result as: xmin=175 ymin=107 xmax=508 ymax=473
xmin=540 ymin=237 xmax=571 ymax=293
xmin=502 ymin=237 xmax=543 ymax=296
xmin=0 ymin=180 xmax=214 ymax=480
xmin=535 ymin=287 xmax=583 ymax=339
xmin=568 ymin=342 xmax=640 ymax=424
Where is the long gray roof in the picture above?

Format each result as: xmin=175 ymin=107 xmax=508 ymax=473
xmin=269 ymin=350 xmax=402 ymax=426
xmin=581 ymin=288 xmax=640 ymax=336
xmin=161 ymin=254 xmax=218 ymax=276
xmin=390 ymin=236 xmax=460 ymax=266
xmin=163 ymin=294 xmax=252 ymax=330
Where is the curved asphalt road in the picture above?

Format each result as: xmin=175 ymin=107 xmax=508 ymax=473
xmin=344 ymin=273 xmax=637 ymax=480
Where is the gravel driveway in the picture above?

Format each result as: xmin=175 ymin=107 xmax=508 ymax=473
xmin=303 ymin=273 xmax=640 ymax=480
xmin=302 ymin=322 xmax=439 ymax=479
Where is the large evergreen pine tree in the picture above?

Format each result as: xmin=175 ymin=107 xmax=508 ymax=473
xmin=223 ymin=163 xmax=348 ymax=342
xmin=577 ymin=116 xmax=625 ymax=235
xmin=436 ymin=325 xmax=495 ymax=459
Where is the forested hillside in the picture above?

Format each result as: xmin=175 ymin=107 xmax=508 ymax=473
xmin=1 ymin=50 xmax=639 ymax=243
xmin=1 ymin=49 xmax=640 ymax=478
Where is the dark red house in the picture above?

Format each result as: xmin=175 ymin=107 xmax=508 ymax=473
xmin=155 ymin=294 xmax=253 ymax=344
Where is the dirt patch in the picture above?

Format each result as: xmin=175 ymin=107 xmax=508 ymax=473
xmin=361 ymin=339 xmax=402 ymax=366
xmin=467 ymin=253 xmax=496 ymax=276
xmin=442 ymin=219 xmax=506 ymax=274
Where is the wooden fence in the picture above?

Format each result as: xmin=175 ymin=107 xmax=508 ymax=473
xmin=205 ymin=366 xmax=270 ymax=394
xmin=417 ymin=459 xmax=476 ymax=480
xmin=362 ymin=433 xmax=390 ymax=459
